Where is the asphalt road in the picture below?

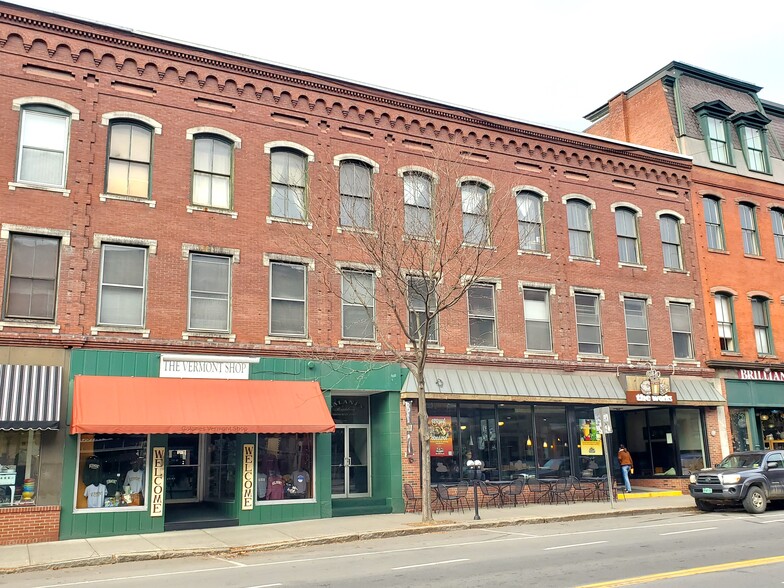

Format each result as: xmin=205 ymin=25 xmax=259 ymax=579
xmin=6 ymin=508 xmax=784 ymax=588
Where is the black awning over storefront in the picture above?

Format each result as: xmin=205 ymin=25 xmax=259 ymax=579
xmin=0 ymin=364 xmax=62 ymax=430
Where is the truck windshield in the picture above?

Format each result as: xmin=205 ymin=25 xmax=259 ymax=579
xmin=717 ymin=453 xmax=765 ymax=468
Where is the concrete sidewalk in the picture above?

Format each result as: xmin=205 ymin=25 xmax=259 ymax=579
xmin=0 ymin=492 xmax=695 ymax=575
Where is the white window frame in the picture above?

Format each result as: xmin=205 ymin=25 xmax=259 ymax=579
xmin=714 ymin=293 xmax=736 ymax=352
xmin=622 ymin=297 xmax=651 ymax=358
xmin=460 ymin=179 xmax=492 ymax=246
xmin=15 ymin=105 xmax=72 ymax=189
xmin=267 ymin=144 xmax=312 ymax=221
xmin=614 ymin=206 xmax=640 ymax=264
xmin=467 ymin=282 xmax=497 ymax=348
xmin=191 ymin=134 xmax=234 ymax=209
xmin=408 ymin=275 xmax=438 ymax=343
xmin=566 ymin=198 xmax=594 ymax=258
xmin=105 ymin=120 xmax=154 ymax=198
xmin=658 ymin=212 xmax=683 ymax=270
xmin=516 ymin=190 xmax=545 ymax=252
xmin=269 ymin=261 xmax=308 ymax=337
xmin=188 ymin=253 xmax=231 ymax=333
xmin=98 ymin=243 xmax=148 ymax=328
xmin=341 ymin=269 xmax=376 ymax=341
xmin=338 ymin=159 xmax=374 ymax=229
xmin=751 ymin=297 xmax=772 ymax=355
xmin=668 ymin=301 xmax=694 ymax=360
xmin=523 ymin=287 xmax=552 ymax=352
xmin=574 ymin=291 xmax=602 ymax=355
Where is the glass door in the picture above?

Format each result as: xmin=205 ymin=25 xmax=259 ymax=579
xmin=331 ymin=425 xmax=371 ymax=498
xmin=205 ymin=434 xmax=237 ymax=502
xmin=166 ymin=435 xmax=200 ymax=503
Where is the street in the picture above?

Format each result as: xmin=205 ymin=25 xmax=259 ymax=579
xmin=5 ymin=508 xmax=784 ymax=587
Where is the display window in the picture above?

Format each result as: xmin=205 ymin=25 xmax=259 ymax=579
xmin=0 ymin=431 xmax=41 ymax=506
xmin=256 ymin=433 xmax=313 ymax=502
xmin=75 ymin=434 xmax=148 ymax=511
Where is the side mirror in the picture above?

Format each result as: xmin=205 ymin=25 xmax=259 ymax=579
xmin=766 ymin=460 xmax=779 ymax=470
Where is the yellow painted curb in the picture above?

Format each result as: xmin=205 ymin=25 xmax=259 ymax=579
xmin=622 ymin=491 xmax=683 ymax=499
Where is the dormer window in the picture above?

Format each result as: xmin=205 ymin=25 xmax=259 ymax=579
xmin=731 ymin=111 xmax=772 ymax=174
xmin=693 ymin=101 xmax=734 ymax=166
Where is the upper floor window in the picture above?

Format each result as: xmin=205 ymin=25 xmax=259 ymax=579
xmin=741 ymin=127 xmax=769 ymax=173
xmin=615 ymin=207 xmax=640 ymax=264
xmin=668 ymin=302 xmax=694 ymax=359
xmin=16 ymin=105 xmax=70 ymax=188
xmin=752 ymin=297 xmax=773 ymax=355
xmin=270 ymin=261 xmax=307 ymax=337
xmin=403 ymin=172 xmax=433 ymax=237
xmin=98 ymin=244 xmax=147 ymax=327
xmin=567 ymin=199 xmax=593 ymax=258
xmin=192 ymin=135 xmax=232 ymax=209
xmin=467 ymin=283 xmax=497 ymax=348
xmin=3 ymin=234 xmax=59 ymax=321
xmin=659 ymin=214 xmax=683 ymax=270
xmin=408 ymin=276 xmax=438 ymax=343
xmin=771 ymin=209 xmax=784 ymax=261
xmin=341 ymin=270 xmax=375 ymax=340
xmin=523 ymin=288 xmax=552 ymax=352
xmin=714 ymin=293 xmax=736 ymax=352
xmin=574 ymin=292 xmax=602 ymax=355
xmin=106 ymin=122 xmax=153 ymax=198
xmin=516 ymin=191 xmax=544 ymax=252
xmin=703 ymin=197 xmax=725 ymax=251
xmin=339 ymin=160 xmax=372 ymax=229
xmin=623 ymin=297 xmax=650 ymax=358
xmin=706 ymin=116 xmax=731 ymax=164
xmin=461 ymin=181 xmax=490 ymax=246
xmin=188 ymin=253 xmax=231 ymax=332
xmin=739 ymin=203 xmax=760 ymax=256
xmin=270 ymin=149 xmax=307 ymax=220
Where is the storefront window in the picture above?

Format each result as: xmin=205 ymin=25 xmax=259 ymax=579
xmin=730 ymin=408 xmax=754 ymax=452
xmin=498 ymin=405 xmax=534 ymax=480
xmin=534 ymin=406 xmax=569 ymax=478
xmin=207 ymin=434 xmax=237 ymax=501
xmin=758 ymin=409 xmax=784 ymax=449
xmin=428 ymin=402 xmax=459 ymax=483
xmin=0 ymin=431 xmax=41 ymax=506
xmin=675 ymin=408 xmax=706 ymax=474
xmin=257 ymin=434 xmax=313 ymax=502
xmin=574 ymin=408 xmax=606 ymax=478
xmin=648 ymin=409 xmax=677 ymax=476
xmin=76 ymin=434 xmax=148 ymax=510
xmin=459 ymin=404 xmax=499 ymax=480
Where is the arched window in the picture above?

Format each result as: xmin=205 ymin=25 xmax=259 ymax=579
xmin=659 ymin=214 xmax=682 ymax=270
xmin=106 ymin=121 xmax=154 ymax=198
xmin=615 ymin=207 xmax=640 ymax=264
xmin=516 ymin=191 xmax=544 ymax=252
xmin=702 ymin=196 xmax=724 ymax=251
xmin=751 ymin=296 xmax=773 ymax=355
xmin=192 ymin=135 xmax=233 ymax=209
xmin=16 ymin=104 xmax=71 ymax=188
xmin=714 ymin=292 xmax=736 ymax=352
xmin=270 ymin=148 xmax=308 ymax=220
xmin=461 ymin=181 xmax=490 ymax=245
xmin=402 ymin=171 xmax=433 ymax=237
xmin=339 ymin=160 xmax=373 ymax=229
xmin=567 ymin=199 xmax=593 ymax=258
xmin=771 ymin=208 xmax=784 ymax=261
xmin=739 ymin=203 xmax=760 ymax=256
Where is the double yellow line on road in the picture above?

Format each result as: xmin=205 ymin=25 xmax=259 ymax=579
xmin=577 ymin=555 xmax=784 ymax=587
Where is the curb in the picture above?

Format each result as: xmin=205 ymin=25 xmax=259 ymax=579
xmin=1 ymin=504 xmax=696 ymax=575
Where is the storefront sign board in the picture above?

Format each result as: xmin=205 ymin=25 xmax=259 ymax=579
xmin=625 ymin=391 xmax=678 ymax=405
xmin=150 ymin=447 xmax=165 ymax=517
xmin=738 ymin=369 xmax=784 ymax=381
xmin=160 ymin=359 xmax=250 ymax=379
xmin=242 ymin=444 xmax=254 ymax=510
xmin=428 ymin=416 xmax=454 ymax=457
xmin=580 ymin=440 xmax=603 ymax=456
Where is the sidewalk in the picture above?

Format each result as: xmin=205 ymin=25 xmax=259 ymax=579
xmin=0 ymin=491 xmax=695 ymax=575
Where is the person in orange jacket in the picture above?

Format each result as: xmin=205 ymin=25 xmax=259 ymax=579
xmin=618 ymin=445 xmax=633 ymax=492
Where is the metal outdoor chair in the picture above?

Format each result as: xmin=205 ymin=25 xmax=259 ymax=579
xmin=552 ymin=476 xmax=575 ymax=504
xmin=503 ymin=478 xmax=527 ymax=507
xmin=527 ymin=478 xmax=553 ymax=504
xmin=478 ymin=481 xmax=502 ymax=507
xmin=571 ymin=476 xmax=594 ymax=502
xmin=436 ymin=483 xmax=463 ymax=513
xmin=403 ymin=483 xmax=421 ymax=513
xmin=455 ymin=481 xmax=471 ymax=511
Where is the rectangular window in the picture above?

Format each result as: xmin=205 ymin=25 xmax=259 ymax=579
xmin=106 ymin=123 xmax=152 ymax=198
xmin=752 ymin=298 xmax=772 ymax=355
xmin=706 ymin=116 xmax=730 ymax=164
xmin=339 ymin=161 xmax=372 ymax=229
xmin=669 ymin=303 xmax=694 ymax=359
xmin=0 ymin=431 xmax=41 ymax=505
xmin=408 ymin=276 xmax=438 ymax=343
xmin=98 ymin=244 xmax=147 ymax=327
xmin=715 ymin=294 xmax=736 ymax=352
xmin=461 ymin=183 xmax=490 ymax=245
xmin=743 ymin=127 xmax=768 ymax=173
xmin=523 ymin=288 xmax=552 ymax=351
xmin=739 ymin=204 xmax=760 ymax=256
xmin=3 ymin=234 xmax=59 ymax=321
xmin=467 ymin=283 xmax=497 ymax=348
xmin=703 ymin=197 xmax=724 ymax=251
xmin=270 ymin=262 xmax=306 ymax=336
xmin=403 ymin=172 xmax=432 ymax=237
xmin=192 ymin=136 xmax=232 ymax=209
xmin=575 ymin=292 xmax=602 ymax=354
xmin=188 ymin=254 xmax=230 ymax=332
xmin=76 ymin=433 xmax=148 ymax=510
xmin=567 ymin=200 xmax=593 ymax=258
xmin=257 ymin=434 xmax=314 ymax=501
xmin=516 ymin=192 xmax=544 ymax=252
xmin=341 ymin=270 xmax=375 ymax=340
xmin=615 ymin=208 xmax=639 ymax=264
xmin=270 ymin=149 xmax=307 ymax=220
xmin=17 ymin=107 xmax=69 ymax=187
xmin=623 ymin=298 xmax=650 ymax=358
xmin=772 ymin=209 xmax=784 ymax=261
xmin=659 ymin=215 xmax=682 ymax=270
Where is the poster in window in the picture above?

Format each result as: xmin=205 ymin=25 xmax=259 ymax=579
xmin=579 ymin=419 xmax=603 ymax=456
xmin=428 ymin=416 xmax=454 ymax=457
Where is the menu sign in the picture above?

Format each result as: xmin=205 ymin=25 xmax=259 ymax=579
xmin=428 ymin=416 xmax=454 ymax=457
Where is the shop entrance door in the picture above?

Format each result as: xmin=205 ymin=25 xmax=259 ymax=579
xmin=331 ymin=425 xmax=371 ymax=498
xmin=166 ymin=435 xmax=202 ymax=503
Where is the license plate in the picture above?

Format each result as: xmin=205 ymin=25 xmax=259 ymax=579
xmin=702 ymin=488 xmax=713 ymax=494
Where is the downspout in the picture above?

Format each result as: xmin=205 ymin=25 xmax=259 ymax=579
xmin=671 ymin=72 xmax=687 ymax=154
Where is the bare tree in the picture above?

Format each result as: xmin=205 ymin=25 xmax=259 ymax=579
xmin=278 ymin=142 xmax=526 ymax=521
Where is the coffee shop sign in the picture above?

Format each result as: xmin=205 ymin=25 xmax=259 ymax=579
xmin=160 ymin=354 xmax=259 ymax=379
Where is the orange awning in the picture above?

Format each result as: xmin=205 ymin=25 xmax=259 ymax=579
xmin=71 ymin=376 xmax=335 ymax=435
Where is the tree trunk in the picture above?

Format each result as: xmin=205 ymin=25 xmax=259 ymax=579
xmin=418 ymin=374 xmax=432 ymax=522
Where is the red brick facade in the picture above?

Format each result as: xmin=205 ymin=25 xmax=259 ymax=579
xmin=0 ymin=506 xmax=59 ymax=545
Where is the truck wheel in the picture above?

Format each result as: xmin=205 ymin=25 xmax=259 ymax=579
xmin=695 ymin=499 xmax=715 ymax=512
xmin=742 ymin=486 xmax=767 ymax=514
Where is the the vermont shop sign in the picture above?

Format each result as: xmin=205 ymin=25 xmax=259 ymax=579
xmin=159 ymin=354 xmax=259 ymax=379
xmin=738 ymin=369 xmax=784 ymax=382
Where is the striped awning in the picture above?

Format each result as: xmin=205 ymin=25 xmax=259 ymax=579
xmin=0 ymin=364 xmax=62 ymax=430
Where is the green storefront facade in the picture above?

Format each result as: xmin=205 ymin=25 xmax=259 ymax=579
xmin=727 ymin=370 xmax=784 ymax=453
xmin=60 ymin=350 xmax=405 ymax=540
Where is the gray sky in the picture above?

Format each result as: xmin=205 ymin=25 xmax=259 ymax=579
xmin=13 ymin=0 xmax=784 ymax=132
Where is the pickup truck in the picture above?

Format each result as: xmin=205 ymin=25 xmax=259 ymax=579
xmin=689 ymin=450 xmax=784 ymax=514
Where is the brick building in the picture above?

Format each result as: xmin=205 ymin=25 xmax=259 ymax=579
xmin=0 ymin=5 xmax=721 ymax=542
xmin=586 ymin=62 xmax=784 ymax=459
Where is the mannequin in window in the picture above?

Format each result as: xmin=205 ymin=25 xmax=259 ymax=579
xmin=124 ymin=459 xmax=144 ymax=501
xmin=289 ymin=467 xmax=310 ymax=498
xmin=266 ymin=470 xmax=285 ymax=500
